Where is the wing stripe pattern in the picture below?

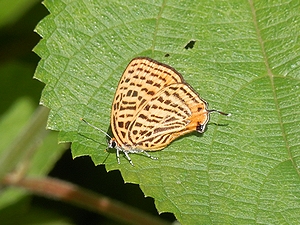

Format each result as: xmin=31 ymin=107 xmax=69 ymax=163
xmin=111 ymin=57 xmax=185 ymax=147
xmin=127 ymin=83 xmax=208 ymax=150
xmin=110 ymin=57 xmax=210 ymax=152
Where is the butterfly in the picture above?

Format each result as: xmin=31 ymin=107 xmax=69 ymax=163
xmin=82 ymin=57 xmax=230 ymax=165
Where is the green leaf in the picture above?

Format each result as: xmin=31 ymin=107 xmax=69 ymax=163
xmin=0 ymin=98 xmax=67 ymax=223
xmin=34 ymin=0 xmax=300 ymax=224
xmin=0 ymin=61 xmax=67 ymax=223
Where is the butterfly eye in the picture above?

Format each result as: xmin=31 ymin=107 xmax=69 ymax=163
xmin=108 ymin=139 xmax=117 ymax=148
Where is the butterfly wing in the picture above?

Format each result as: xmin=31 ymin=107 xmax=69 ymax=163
xmin=127 ymin=83 xmax=209 ymax=151
xmin=111 ymin=57 xmax=185 ymax=149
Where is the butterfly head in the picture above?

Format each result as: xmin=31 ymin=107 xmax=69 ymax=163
xmin=108 ymin=138 xmax=117 ymax=149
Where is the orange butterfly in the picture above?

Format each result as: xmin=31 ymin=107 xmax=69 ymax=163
xmin=82 ymin=57 xmax=230 ymax=165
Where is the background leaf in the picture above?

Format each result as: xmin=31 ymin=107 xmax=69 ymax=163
xmin=0 ymin=0 xmax=40 ymax=28
xmin=34 ymin=0 xmax=300 ymax=224
xmin=0 ymin=2 xmax=70 ymax=223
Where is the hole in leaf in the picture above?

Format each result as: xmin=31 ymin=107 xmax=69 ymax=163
xmin=184 ymin=40 xmax=196 ymax=49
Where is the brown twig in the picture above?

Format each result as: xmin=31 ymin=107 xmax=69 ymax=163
xmin=2 ymin=174 xmax=171 ymax=225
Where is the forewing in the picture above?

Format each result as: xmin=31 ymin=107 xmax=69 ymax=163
xmin=127 ymin=83 xmax=209 ymax=151
xmin=111 ymin=57 xmax=185 ymax=147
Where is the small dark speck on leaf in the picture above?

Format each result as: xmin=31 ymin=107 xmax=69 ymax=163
xmin=164 ymin=53 xmax=170 ymax=57
xmin=184 ymin=40 xmax=196 ymax=49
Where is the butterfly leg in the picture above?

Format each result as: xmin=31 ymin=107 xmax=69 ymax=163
xmin=123 ymin=151 xmax=134 ymax=166
xmin=116 ymin=148 xmax=156 ymax=166
xmin=141 ymin=150 xmax=158 ymax=160
xmin=116 ymin=148 xmax=121 ymax=164
xmin=116 ymin=147 xmax=134 ymax=166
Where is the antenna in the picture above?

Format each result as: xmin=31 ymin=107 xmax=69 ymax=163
xmin=80 ymin=118 xmax=112 ymax=139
